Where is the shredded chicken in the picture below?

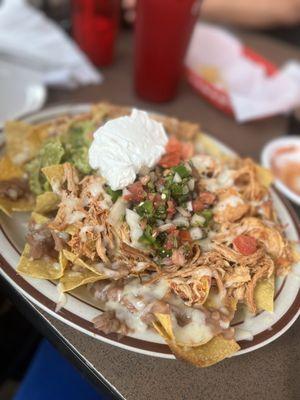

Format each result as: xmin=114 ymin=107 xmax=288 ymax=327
xmin=64 ymin=162 xmax=79 ymax=195
xmin=169 ymin=275 xmax=211 ymax=307
xmin=21 ymin=106 xmax=296 ymax=340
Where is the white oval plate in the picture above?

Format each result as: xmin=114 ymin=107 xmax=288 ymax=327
xmin=0 ymin=60 xmax=46 ymax=129
xmin=261 ymin=136 xmax=300 ymax=206
xmin=0 ymin=104 xmax=299 ymax=359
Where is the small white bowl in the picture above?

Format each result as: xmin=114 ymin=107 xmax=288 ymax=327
xmin=261 ymin=136 xmax=300 ymax=206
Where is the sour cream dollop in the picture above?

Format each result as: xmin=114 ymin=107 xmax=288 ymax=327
xmin=88 ymin=109 xmax=168 ymax=190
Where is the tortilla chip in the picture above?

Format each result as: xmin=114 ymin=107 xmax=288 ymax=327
xmin=0 ymin=155 xmax=24 ymax=180
xmin=154 ymin=313 xmax=175 ymax=341
xmin=31 ymin=211 xmax=49 ymax=225
xmin=59 ymin=251 xmax=69 ymax=272
xmin=59 ymin=268 xmax=102 ymax=292
xmin=256 ymin=164 xmax=273 ymax=188
xmin=153 ymin=312 xmax=240 ymax=367
xmin=42 ymin=164 xmax=65 ymax=193
xmin=254 ymin=275 xmax=275 ymax=312
xmin=167 ymin=335 xmax=240 ymax=368
xmin=0 ymin=155 xmax=35 ymax=215
xmin=34 ymin=191 xmax=60 ymax=214
xmin=291 ymin=243 xmax=300 ymax=263
xmin=205 ymin=288 xmax=237 ymax=314
xmin=4 ymin=121 xmax=47 ymax=165
xmin=17 ymin=243 xmax=63 ymax=279
xmin=196 ymin=133 xmax=228 ymax=159
xmin=62 ymin=249 xmax=106 ymax=276
xmin=65 ymin=224 xmax=77 ymax=235
xmin=0 ymin=197 xmax=34 ymax=216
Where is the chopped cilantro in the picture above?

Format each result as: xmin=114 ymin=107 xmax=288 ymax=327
xmin=172 ymin=164 xmax=190 ymax=179
xmin=200 ymin=209 xmax=213 ymax=226
xmin=136 ymin=200 xmax=154 ymax=218
xmin=138 ymin=225 xmax=156 ymax=245
xmin=106 ymin=187 xmax=122 ymax=203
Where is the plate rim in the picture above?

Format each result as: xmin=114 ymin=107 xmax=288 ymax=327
xmin=0 ymin=103 xmax=299 ymax=360
xmin=261 ymin=136 xmax=300 ymax=206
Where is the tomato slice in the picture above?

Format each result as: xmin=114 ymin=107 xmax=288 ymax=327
xmin=233 ymin=235 xmax=257 ymax=255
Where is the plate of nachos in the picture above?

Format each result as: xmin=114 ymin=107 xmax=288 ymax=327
xmin=0 ymin=102 xmax=299 ymax=368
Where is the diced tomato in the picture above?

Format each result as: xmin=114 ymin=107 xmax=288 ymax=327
xmin=166 ymin=225 xmax=177 ymax=233
xmin=192 ymin=198 xmax=205 ymax=212
xmin=181 ymin=142 xmax=194 ymax=160
xmin=167 ymin=199 xmax=176 ymax=218
xmin=123 ymin=181 xmax=146 ymax=202
xmin=159 ymin=152 xmax=181 ymax=168
xmin=199 ymin=191 xmax=216 ymax=206
xmin=165 ymin=137 xmax=182 ymax=153
xmin=153 ymin=193 xmax=162 ymax=207
xmin=233 ymin=235 xmax=257 ymax=256
xmin=165 ymin=230 xmax=179 ymax=249
xmin=179 ymin=230 xmax=192 ymax=242
xmin=158 ymin=137 xmax=195 ymax=168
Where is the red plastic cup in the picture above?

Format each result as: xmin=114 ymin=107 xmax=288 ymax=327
xmin=134 ymin=0 xmax=202 ymax=102
xmin=72 ymin=0 xmax=120 ymax=67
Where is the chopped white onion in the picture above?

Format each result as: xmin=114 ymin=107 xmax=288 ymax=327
xmin=182 ymin=185 xmax=189 ymax=195
xmin=176 ymin=206 xmax=190 ymax=217
xmin=186 ymin=201 xmax=193 ymax=212
xmin=157 ymin=223 xmax=175 ymax=232
xmin=173 ymin=215 xmax=189 ymax=228
xmin=191 ymin=213 xmax=205 ymax=227
xmin=173 ymin=172 xmax=182 ymax=183
xmin=189 ymin=226 xmax=203 ymax=240
xmin=184 ymin=162 xmax=192 ymax=172
xmin=187 ymin=178 xmax=195 ymax=191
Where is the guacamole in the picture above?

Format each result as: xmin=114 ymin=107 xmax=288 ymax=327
xmin=26 ymin=121 xmax=95 ymax=195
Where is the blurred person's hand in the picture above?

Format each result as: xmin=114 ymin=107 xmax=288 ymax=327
xmin=122 ymin=0 xmax=300 ymax=29
xmin=201 ymin=0 xmax=300 ymax=28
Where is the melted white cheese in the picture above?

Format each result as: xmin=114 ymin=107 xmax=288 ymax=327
xmin=88 ymin=109 xmax=168 ymax=190
xmin=172 ymin=309 xmax=212 ymax=345
xmin=215 ymin=195 xmax=243 ymax=212
xmin=234 ymin=327 xmax=254 ymax=341
xmin=125 ymin=209 xmax=143 ymax=247
xmin=104 ymin=278 xmax=169 ymax=333
xmin=205 ymin=169 xmax=235 ymax=192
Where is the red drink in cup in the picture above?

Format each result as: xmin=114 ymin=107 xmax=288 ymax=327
xmin=134 ymin=0 xmax=201 ymax=102
xmin=72 ymin=0 xmax=120 ymax=67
